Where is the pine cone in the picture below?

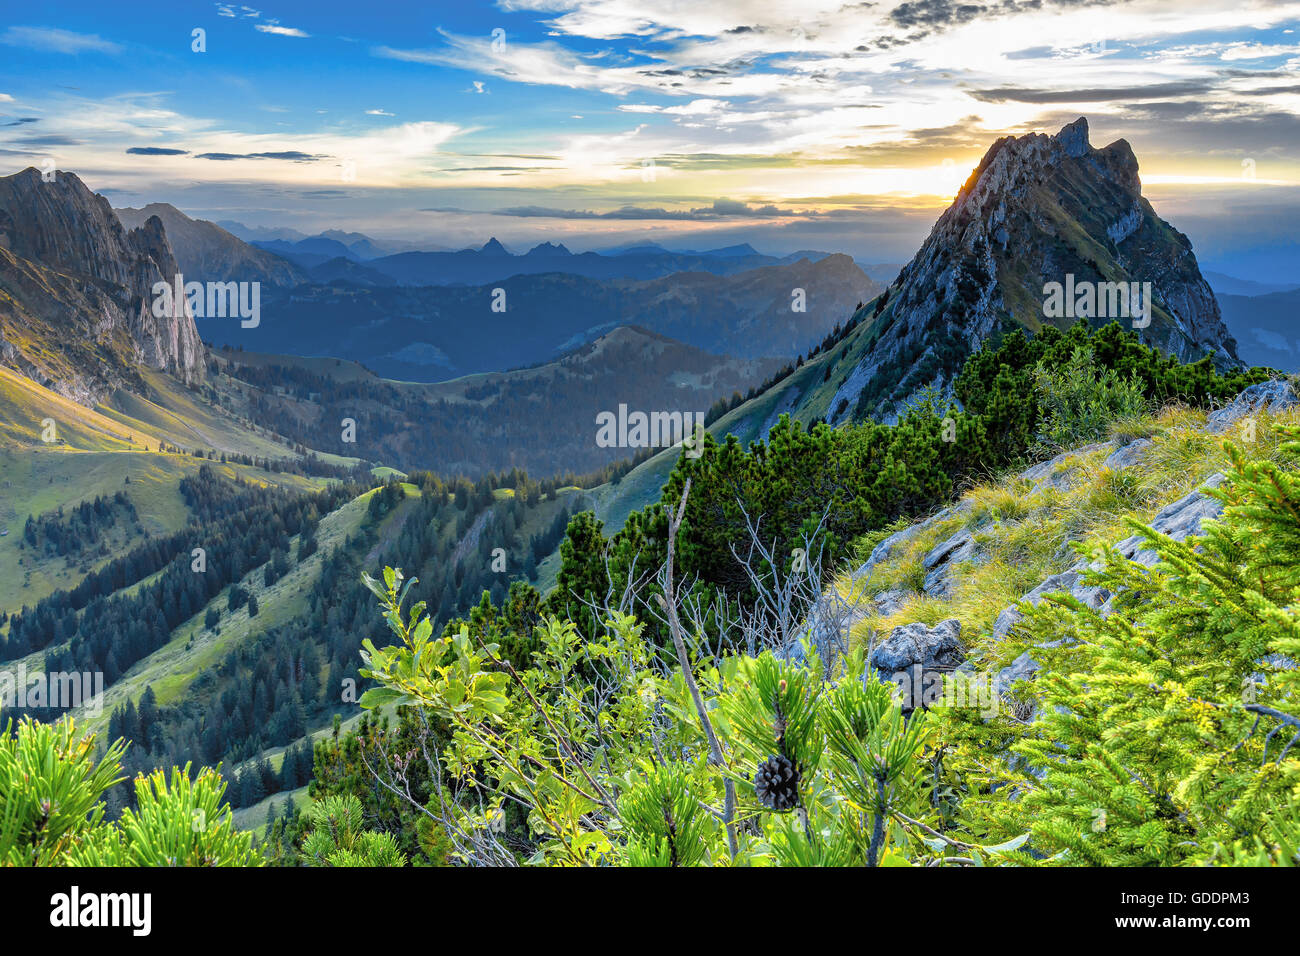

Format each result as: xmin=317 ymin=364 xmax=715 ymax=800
xmin=753 ymin=754 xmax=800 ymax=812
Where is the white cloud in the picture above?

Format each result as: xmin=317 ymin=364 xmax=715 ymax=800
xmin=13 ymin=0 xmax=1300 ymax=210
xmin=2 ymin=90 xmax=465 ymax=191
xmin=0 ymin=26 xmax=121 ymax=54
xmin=374 ymin=0 xmax=1300 ymax=201
xmin=255 ymin=22 xmax=309 ymax=38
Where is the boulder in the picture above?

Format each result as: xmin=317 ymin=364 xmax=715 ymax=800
xmin=869 ymin=619 xmax=965 ymax=711
xmin=870 ymin=619 xmax=965 ymax=674
xmin=1205 ymin=380 xmax=1298 ymax=434
xmin=1102 ymin=437 xmax=1151 ymax=471
xmin=990 ymin=568 xmax=1111 ymax=643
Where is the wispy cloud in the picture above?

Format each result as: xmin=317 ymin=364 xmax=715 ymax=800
xmin=493 ymin=198 xmax=821 ymax=220
xmin=255 ymin=22 xmax=310 ymax=38
xmin=968 ymin=81 xmax=1215 ymax=103
xmin=195 ymin=150 xmax=322 ymax=161
xmin=0 ymin=26 xmax=121 ymax=54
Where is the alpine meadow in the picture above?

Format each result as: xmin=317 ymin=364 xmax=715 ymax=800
xmin=1 ymin=0 xmax=1298 ymax=932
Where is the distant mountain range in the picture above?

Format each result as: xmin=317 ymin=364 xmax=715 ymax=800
xmin=210 ymin=325 xmax=787 ymax=475
xmin=217 ymin=221 xmax=440 ymax=258
xmin=0 ymin=164 xmax=860 ymax=476
xmin=1204 ymin=270 xmax=1300 ymax=298
xmin=1217 ymin=288 xmax=1300 ymax=370
xmin=199 ymin=253 xmax=877 ymax=380
xmin=262 ymin=234 xmax=850 ymax=287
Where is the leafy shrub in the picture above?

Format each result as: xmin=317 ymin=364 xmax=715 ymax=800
xmin=1031 ymin=346 xmax=1149 ymax=454
xmin=357 ymin=568 xmax=1027 ymax=866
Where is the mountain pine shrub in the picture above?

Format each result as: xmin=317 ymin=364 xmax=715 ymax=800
xmin=1031 ymin=345 xmax=1150 ymax=455
xmin=301 ymin=794 xmax=406 ymax=867
xmin=0 ymin=717 xmax=255 ymax=866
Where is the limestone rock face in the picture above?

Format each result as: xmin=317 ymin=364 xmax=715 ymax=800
xmin=0 ymin=167 xmax=205 ymax=402
xmin=832 ymin=117 xmax=1241 ymax=424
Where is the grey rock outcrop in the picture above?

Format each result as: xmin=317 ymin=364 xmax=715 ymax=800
xmin=871 ymin=588 xmax=908 ymax=617
xmin=0 ymin=167 xmax=205 ymax=400
xmin=1020 ymin=441 xmax=1109 ymax=491
xmin=1111 ymin=472 xmax=1226 ymax=568
xmin=921 ymin=525 xmax=983 ymax=598
xmin=853 ymin=501 xmax=970 ymax=582
xmin=871 ymin=619 xmax=966 ymax=674
xmin=1102 ymin=438 xmax=1152 ymax=470
xmin=1206 ymin=379 xmax=1299 ymax=434
xmin=991 ymin=472 xmax=1228 ymax=689
xmin=870 ymin=619 xmax=965 ymax=711
xmin=993 ymin=650 xmax=1040 ymax=696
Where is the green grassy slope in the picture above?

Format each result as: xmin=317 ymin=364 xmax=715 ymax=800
xmin=0 ymin=365 xmax=346 ymax=618
xmin=834 ymin=400 xmax=1300 ymax=670
xmin=70 ymin=488 xmax=378 ymax=735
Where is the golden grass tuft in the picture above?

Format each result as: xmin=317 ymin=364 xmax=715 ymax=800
xmin=840 ymin=400 xmax=1300 ymax=660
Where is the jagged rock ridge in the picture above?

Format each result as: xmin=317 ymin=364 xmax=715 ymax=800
xmin=829 ymin=117 xmax=1240 ymax=425
xmin=0 ymin=168 xmax=204 ymax=403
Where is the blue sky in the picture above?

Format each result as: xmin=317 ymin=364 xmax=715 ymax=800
xmin=3 ymin=1 xmax=1300 ymax=275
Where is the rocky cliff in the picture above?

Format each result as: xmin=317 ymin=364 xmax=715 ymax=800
xmin=0 ymin=168 xmax=204 ymax=403
xmin=828 ymin=118 xmax=1240 ymax=424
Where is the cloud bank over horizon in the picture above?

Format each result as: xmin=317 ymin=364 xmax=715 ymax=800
xmin=2 ymin=0 xmax=1298 ymax=275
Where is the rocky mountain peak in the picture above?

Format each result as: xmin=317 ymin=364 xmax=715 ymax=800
xmin=115 ymin=201 xmax=307 ymax=288
xmin=827 ymin=118 xmax=1239 ymax=425
xmin=0 ymin=168 xmax=205 ymax=402
xmin=1055 ymin=115 xmax=1090 ymax=157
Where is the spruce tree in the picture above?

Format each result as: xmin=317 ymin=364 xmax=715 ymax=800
xmin=987 ymin=424 xmax=1300 ymax=865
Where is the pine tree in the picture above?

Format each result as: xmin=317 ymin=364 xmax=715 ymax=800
xmin=987 ymin=423 xmax=1300 ymax=865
